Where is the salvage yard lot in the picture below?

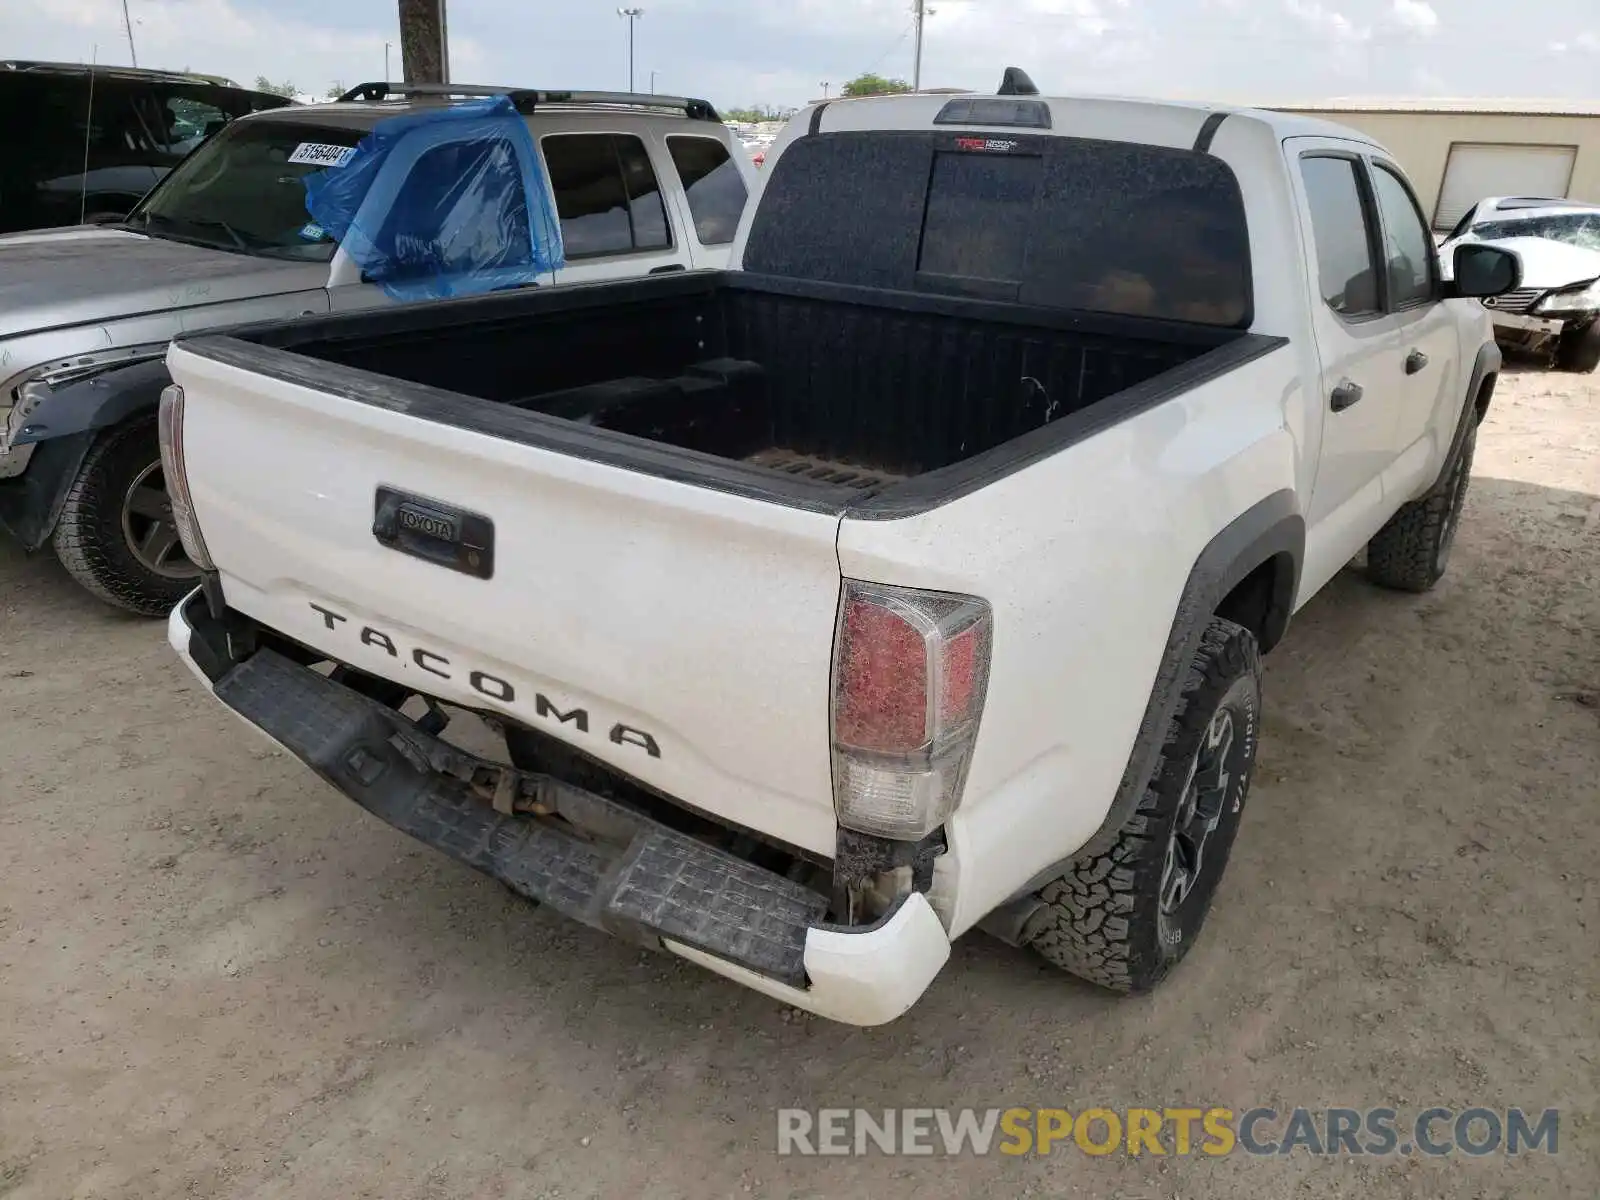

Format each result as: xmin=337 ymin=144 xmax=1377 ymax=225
xmin=1 ymin=369 xmax=1596 ymax=1199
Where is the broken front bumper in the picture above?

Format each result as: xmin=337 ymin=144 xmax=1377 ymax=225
xmin=1490 ymin=309 xmax=1566 ymax=349
xmin=167 ymin=593 xmax=950 ymax=1026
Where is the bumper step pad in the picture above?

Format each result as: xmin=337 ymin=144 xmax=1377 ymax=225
xmin=213 ymin=650 xmax=826 ymax=986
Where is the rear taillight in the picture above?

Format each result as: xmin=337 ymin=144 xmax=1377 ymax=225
xmin=831 ymin=580 xmax=992 ymax=840
xmin=156 ymin=384 xmax=215 ymax=572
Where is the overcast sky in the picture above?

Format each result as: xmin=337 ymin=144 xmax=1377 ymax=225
xmin=9 ymin=0 xmax=1600 ymax=110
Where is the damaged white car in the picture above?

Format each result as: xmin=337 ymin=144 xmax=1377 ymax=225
xmin=1439 ymin=197 xmax=1600 ymax=372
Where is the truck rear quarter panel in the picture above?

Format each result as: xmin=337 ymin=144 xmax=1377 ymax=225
xmin=837 ymin=347 xmax=1306 ymax=936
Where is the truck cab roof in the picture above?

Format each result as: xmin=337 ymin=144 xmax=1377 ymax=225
xmin=790 ymin=90 xmax=1386 ymax=154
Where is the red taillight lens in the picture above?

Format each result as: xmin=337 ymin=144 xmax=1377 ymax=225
xmin=831 ymin=580 xmax=993 ymax=840
xmin=836 ymin=596 xmax=929 ymax=752
xmin=937 ymin=620 xmax=982 ymax=728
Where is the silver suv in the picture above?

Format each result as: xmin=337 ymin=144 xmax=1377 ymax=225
xmin=0 ymin=82 xmax=754 ymax=613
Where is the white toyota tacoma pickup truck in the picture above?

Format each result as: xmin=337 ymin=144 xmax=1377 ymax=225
xmin=160 ymin=82 xmax=1522 ymax=1025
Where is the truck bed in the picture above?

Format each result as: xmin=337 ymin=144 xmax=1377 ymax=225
xmin=220 ymin=271 xmax=1271 ymax=514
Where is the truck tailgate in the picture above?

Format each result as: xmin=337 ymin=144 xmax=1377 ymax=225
xmin=166 ymin=343 xmax=844 ymax=857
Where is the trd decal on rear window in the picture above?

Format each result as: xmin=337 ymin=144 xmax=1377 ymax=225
xmin=954 ymin=137 xmax=1020 ymax=153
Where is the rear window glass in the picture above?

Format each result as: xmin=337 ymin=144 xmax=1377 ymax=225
xmin=745 ymin=131 xmax=1252 ymax=327
xmin=917 ymin=152 xmax=1035 ymax=283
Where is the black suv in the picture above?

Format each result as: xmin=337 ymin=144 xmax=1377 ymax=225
xmin=0 ymin=61 xmax=291 ymax=234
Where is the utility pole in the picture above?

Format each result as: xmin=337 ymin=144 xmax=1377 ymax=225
xmin=618 ymin=8 xmax=644 ymax=93
xmin=120 ymin=0 xmax=138 ymax=67
xmin=911 ymin=0 xmax=924 ymax=91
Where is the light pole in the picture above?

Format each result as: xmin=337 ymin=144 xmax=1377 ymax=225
xmin=384 ymin=41 xmax=391 ymax=81
xmin=911 ymin=0 xmax=935 ymax=91
xmin=820 ymin=81 xmax=830 ymax=98
xmin=650 ymin=69 xmax=658 ymax=94
xmin=617 ymin=8 xmax=644 ymax=93
xmin=120 ymin=0 xmax=138 ymax=66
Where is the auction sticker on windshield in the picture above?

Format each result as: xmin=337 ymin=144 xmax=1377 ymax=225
xmin=288 ymin=143 xmax=358 ymax=168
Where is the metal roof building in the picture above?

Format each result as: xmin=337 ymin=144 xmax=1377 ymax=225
xmin=1264 ymin=97 xmax=1600 ymax=230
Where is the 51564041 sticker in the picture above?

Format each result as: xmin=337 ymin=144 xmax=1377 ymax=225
xmin=287 ymin=142 xmax=358 ymax=168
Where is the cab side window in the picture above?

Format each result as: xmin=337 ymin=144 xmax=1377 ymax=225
xmin=1370 ymin=165 xmax=1435 ymax=308
xmin=1300 ymin=155 xmax=1381 ymax=318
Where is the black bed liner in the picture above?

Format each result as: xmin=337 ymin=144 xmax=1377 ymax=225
xmin=178 ymin=270 xmax=1286 ymax=519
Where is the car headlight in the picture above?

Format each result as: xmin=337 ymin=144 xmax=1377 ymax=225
xmin=1535 ymin=278 xmax=1600 ymax=315
xmin=1 ymin=379 xmax=51 ymax=452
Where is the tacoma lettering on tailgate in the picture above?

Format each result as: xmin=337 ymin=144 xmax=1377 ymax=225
xmin=307 ymin=602 xmax=662 ymax=758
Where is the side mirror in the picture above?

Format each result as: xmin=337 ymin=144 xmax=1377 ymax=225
xmin=1446 ymin=243 xmax=1521 ymax=299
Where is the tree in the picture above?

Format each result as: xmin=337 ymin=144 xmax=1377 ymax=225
xmin=841 ymin=73 xmax=911 ymax=97
xmin=252 ymin=76 xmax=297 ymax=98
xmin=326 ymin=82 xmax=347 ymax=100
xmin=723 ymin=104 xmax=800 ymax=123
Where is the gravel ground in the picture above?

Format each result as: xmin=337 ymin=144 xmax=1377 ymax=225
xmin=1 ymin=368 xmax=1596 ymax=1199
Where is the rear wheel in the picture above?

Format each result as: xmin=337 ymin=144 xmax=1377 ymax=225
xmin=53 ymin=416 xmax=202 ymax=616
xmin=1026 ymin=617 xmax=1262 ymax=992
xmin=1554 ymin=321 xmax=1600 ymax=373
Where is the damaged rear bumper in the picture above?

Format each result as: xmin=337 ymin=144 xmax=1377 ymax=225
xmin=167 ymin=592 xmax=949 ymax=1026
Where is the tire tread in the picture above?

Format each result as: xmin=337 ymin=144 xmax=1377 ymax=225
xmin=1366 ymin=421 xmax=1477 ymax=593
xmin=52 ymin=417 xmax=193 ymax=616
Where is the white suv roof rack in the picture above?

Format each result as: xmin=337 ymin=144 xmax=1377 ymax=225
xmin=335 ymin=81 xmax=721 ymax=123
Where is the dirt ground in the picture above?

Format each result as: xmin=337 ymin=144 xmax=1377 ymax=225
xmin=1 ymin=368 xmax=1596 ymax=1199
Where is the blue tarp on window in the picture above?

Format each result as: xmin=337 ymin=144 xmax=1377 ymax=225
xmin=304 ymin=95 xmax=563 ymax=300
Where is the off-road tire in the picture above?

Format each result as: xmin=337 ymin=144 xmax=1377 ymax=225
xmin=53 ymin=417 xmax=200 ymax=616
xmin=1553 ymin=321 xmax=1600 ymax=374
xmin=1026 ymin=617 xmax=1262 ymax=993
xmin=1366 ymin=418 xmax=1477 ymax=593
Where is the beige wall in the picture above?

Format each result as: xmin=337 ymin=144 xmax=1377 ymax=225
xmin=1280 ymin=110 xmax=1600 ymax=227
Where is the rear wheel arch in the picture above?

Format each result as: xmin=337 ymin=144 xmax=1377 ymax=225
xmin=1066 ymin=491 xmax=1302 ymax=865
xmin=1014 ymin=495 xmax=1299 ymax=984
xmin=1215 ymin=549 xmax=1298 ymax=654
xmin=1027 ymin=615 xmax=1263 ymax=991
